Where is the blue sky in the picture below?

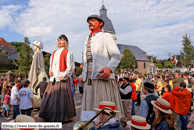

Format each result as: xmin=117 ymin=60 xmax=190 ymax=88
xmin=0 ymin=0 xmax=194 ymax=62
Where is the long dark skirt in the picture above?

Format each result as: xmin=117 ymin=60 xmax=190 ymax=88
xmin=39 ymin=78 xmax=76 ymax=121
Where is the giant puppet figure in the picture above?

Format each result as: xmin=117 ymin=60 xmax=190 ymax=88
xmin=39 ymin=35 xmax=76 ymax=121
xmin=81 ymin=15 xmax=124 ymax=120
xmin=28 ymin=41 xmax=48 ymax=108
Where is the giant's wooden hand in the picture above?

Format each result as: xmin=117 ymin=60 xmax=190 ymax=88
xmin=49 ymin=70 xmax=53 ymax=76
xmin=99 ymin=67 xmax=111 ymax=79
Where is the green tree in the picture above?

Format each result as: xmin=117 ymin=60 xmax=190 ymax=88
xmin=9 ymin=42 xmax=23 ymax=52
xmin=156 ymin=63 xmax=163 ymax=69
xmin=164 ymin=61 xmax=173 ymax=68
xmin=13 ymin=37 xmax=33 ymax=78
xmin=180 ymin=34 xmax=194 ymax=68
xmin=147 ymin=55 xmax=158 ymax=63
xmin=120 ymin=49 xmax=137 ymax=70
xmin=44 ymin=53 xmax=51 ymax=74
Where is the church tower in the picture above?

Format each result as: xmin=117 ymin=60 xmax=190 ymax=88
xmin=100 ymin=2 xmax=117 ymax=43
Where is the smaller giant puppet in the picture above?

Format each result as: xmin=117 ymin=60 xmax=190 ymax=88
xmin=80 ymin=15 xmax=124 ymax=120
xmin=28 ymin=41 xmax=48 ymax=108
xmin=39 ymin=35 xmax=76 ymax=121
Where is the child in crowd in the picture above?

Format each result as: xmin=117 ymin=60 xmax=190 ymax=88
xmin=1 ymin=88 xmax=8 ymax=117
xmin=3 ymin=90 xmax=11 ymax=120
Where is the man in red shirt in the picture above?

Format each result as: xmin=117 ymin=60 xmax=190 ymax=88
xmin=73 ymin=76 xmax=79 ymax=92
xmin=172 ymin=82 xmax=192 ymax=130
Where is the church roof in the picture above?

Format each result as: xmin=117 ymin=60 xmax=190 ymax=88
xmin=117 ymin=44 xmax=151 ymax=62
xmin=100 ymin=5 xmax=115 ymax=34
xmin=0 ymin=38 xmax=12 ymax=47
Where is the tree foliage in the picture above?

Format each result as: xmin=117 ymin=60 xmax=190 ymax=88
xmin=180 ymin=34 xmax=194 ymax=68
xmin=147 ymin=55 xmax=158 ymax=63
xmin=44 ymin=53 xmax=51 ymax=74
xmin=164 ymin=61 xmax=173 ymax=68
xmin=120 ymin=49 xmax=137 ymax=70
xmin=13 ymin=37 xmax=33 ymax=78
xmin=9 ymin=42 xmax=23 ymax=52
xmin=156 ymin=63 xmax=163 ymax=69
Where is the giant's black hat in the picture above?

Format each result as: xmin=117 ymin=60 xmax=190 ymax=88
xmin=87 ymin=15 xmax=104 ymax=26
xmin=58 ymin=34 xmax=68 ymax=42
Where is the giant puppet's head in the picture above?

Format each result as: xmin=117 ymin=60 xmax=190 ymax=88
xmin=57 ymin=34 xmax=69 ymax=49
xmin=87 ymin=15 xmax=104 ymax=32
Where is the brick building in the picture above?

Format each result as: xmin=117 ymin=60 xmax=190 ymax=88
xmin=117 ymin=44 xmax=151 ymax=73
xmin=0 ymin=38 xmax=17 ymax=63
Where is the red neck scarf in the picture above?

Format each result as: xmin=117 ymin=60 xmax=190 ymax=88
xmin=90 ymin=30 xmax=102 ymax=36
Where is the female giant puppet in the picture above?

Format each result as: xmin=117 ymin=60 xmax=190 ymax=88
xmin=39 ymin=35 xmax=76 ymax=121
xmin=28 ymin=41 xmax=48 ymax=108
xmin=81 ymin=15 xmax=124 ymax=120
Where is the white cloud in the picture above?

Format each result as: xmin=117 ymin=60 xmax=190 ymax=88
xmin=1 ymin=0 xmax=194 ymax=62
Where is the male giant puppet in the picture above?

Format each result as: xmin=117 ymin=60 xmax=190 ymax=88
xmin=81 ymin=15 xmax=124 ymax=120
xmin=39 ymin=35 xmax=76 ymax=121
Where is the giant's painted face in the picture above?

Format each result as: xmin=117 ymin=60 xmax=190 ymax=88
xmin=58 ymin=38 xmax=66 ymax=47
xmin=88 ymin=18 xmax=103 ymax=32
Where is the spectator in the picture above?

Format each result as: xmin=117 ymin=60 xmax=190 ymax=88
xmin=187 ymin=111 xmax=194 ymax=129
xmin=1 ymin=74 xmax=7 ymax=82
xmin=172 ymin=72 xmax=181 ymax=89
xmin=3 ymin=90 xmax=11 ymax=120
xmin=166 ymin=75 xmax=173 ymax=90
xmin=157 ymin=76 xmax=163 ymax=96
xmin=183 ymin=73 xmax=192 ymax=93
xmin=89 ymin=101 xmax=124 ymax=130
xmin=139 ymin=82 xmax=158 ymax=125
xmin=119 ymin=77 xmax=132 ymax=121
xmin=35 ymin=77 xmax=48 ymax=99
xmin=172 ymin=82 xmax=192 ymax=130
xmin=162 ymin=86 xmax=175 ymax=110
xmin=127 ymin=116 xmax=150 ymax=130
xmin=1 ymin=87 xmax=9 ymax=117
xmin=78 ymin=76 xmax=84 ymax=95
xmin=10 ymin=79 xmax=20 ymax=119
xmin=120 ymin=117 xmax=130 ymax=130
xmin=18 ymin=80 xmax=35 ymax=116
xmin=2 ymin=81 xmax=7 ymax=89
xmin=151 ymin=98 xmax=176 ymax=130
xmin=73 ymin=76 xmax=79 ymax=92
xmin=135 ymin=75 xmax=142 ymax=106
xmin=129 ymin=79 xmax=137 ymax=115
xmin=17 ymin=77 xmax=22 ymax=90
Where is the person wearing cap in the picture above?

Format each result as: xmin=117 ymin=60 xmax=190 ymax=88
xmin=81 ymin=14 xmax=124 ymax=120
xmin=119 ymin=77 xmax=132 ymax=121
xmin=89 ymin=101 xmax=124 ymax=130
xmin=151 ymin=98 xmax=176 ymax=130
xmin=18 ymin=80 xmax=34 ymax=116
xmin=172 ymin=82 xmax=192 ymax=130
xmin=28 ymin=41 xmax=48 ymax=108
xmin=39 ymin=34 xmax=76 ymax=121
xmin=127 ymin=116 xmax=150 ymax=130
xmin=139 ymin=82 xmax=158 ymax=125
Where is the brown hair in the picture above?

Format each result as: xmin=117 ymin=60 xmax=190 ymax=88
xmin=153 ymin=110 xmax=176 ymax=129
xmin=120 ymin=117 xmax=130 ymax=130
xmin=1 ymin=88 xmax=8 ymax=94
xmin=14 ymin=79 xmax=20 ymax=84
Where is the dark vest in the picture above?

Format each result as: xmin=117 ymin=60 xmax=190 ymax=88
xmin=144 ymin=94 xmax=158 ymax=122
xmin=119 ymin=83 xmax=132 ymax=100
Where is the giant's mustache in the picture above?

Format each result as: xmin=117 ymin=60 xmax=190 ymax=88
xmin=89 ymin=23 xmax=95 ymax=27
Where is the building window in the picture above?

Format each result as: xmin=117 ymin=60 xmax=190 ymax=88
xmin=144 ymin=62 xmax=146 ymax=69
xmin=6 ymin=52 xmax=9 ymax=55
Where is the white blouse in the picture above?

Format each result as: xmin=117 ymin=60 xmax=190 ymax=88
xmin=49 ymin=47 xmax=75 ymax=82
